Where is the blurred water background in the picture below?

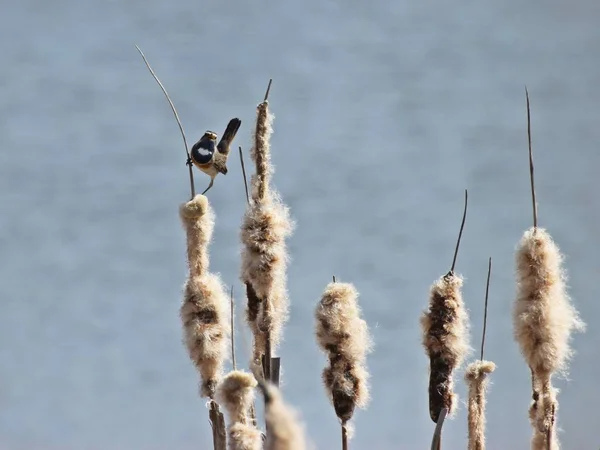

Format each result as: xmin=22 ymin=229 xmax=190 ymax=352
xmin=1 ymin=0 xmax=599 ymax=448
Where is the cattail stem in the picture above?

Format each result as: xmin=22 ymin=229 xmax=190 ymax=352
xmin=231 ymin=286 xmax=236 ymax=370
xmin=135 ymin=45 xmax=195 ymax=199
xmin=264 ymin=78 xmax=273 ymax=102
xmin=525 ymin=87 xmax=538 ymax=229
xmin=430 ymin=407 xmax=447 ymax=450
xmin=239 ymin=146 xmax=250 ymax=205
xmin=449 ymin=189 xmax=468 ymax=274
xmin=480 ymin=257 xmax=492 ymax=360
xmin=341 ymin=422 xmax=349 ymax=450
xmin=209 ymin=401 xmax=227 ymax=450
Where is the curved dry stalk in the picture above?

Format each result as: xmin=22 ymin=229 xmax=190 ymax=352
xmin=135 ymin=45 xmax=195 ymax=199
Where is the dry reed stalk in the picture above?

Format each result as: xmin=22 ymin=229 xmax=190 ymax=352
xmin=315 ymin=281 xmax=372 ymax=449
xmin=513 ymin=90 xmax=585 ymax=450
xmin=465 ymin=258 xmax=495 ymax=450
xmin=135 ymin=45 xmax=195 ymax=199
xmin=421 ymin=190 xmax=471 ymax=427
xmin=216 ymin=371 xmax=262 ymax=450
xmin=179 ymin=195 xmax=230 ymax=450
xmin=258 ymin=381 xmax=307 ymax=450
xmin=240 ymin=82 xmax=293 ymax=380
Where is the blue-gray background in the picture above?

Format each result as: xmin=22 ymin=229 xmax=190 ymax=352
xmin=1 ymin=1 xmax=598 ymax=449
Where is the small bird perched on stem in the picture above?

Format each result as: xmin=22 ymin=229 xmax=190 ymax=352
xmin=189 ymin=118 xmax=242 ymax=195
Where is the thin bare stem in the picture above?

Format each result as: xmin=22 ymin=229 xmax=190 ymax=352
xmin=264 ymin=333 xmax=272 ymax=382
xmin=135 ymin=45 xmax=195 ymax=199
xmin=230 ymin=285 xmax=236 ymax=371
xmin=342 ymin=421 xmax=348 ymax=450
xmin=239 ymin=146 xmax=250 ymax=205
xmin=332 ymin=275 xmax=336 ymax=283
xmin=449 ymin=189 xmax=468 ymax=274
xmin=481 ymin=257 xmax=492 ymax=361
xmin=264 ymin=78 xmax=273 ymax=102
xmin=526 ymin=87 xmax=538 ymax=229
xmin=431 ymin=407 xmax=447 ymax=450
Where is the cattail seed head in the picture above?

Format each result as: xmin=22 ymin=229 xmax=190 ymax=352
xmin=227 ymin=423 xmax=263 ymax=450
xmin=261 ymin=383 xmax=307 ymax=450
xmin=180 ymin=195 xmax=229 ymax=398
xmin=180 ymin=195 xmax=214 ymax=277
xmin=241 ymin=101 xmax=293 ymax=370
xmin=251 ymin=102 xmax=274 ymax=203
xmin=216 ymin=371 xmax=262 ymax=450
xmin=421 ymin=273 xmax=471 ymax=422
xmin=315 ymin=282 xmax=372 ymax=423
xmin=181 ymin=274 xmax=230 ymax=398
xmin=216 ymin=370 xmax=258 ymax=424
xmin=465 ymin=360 xmax=496 ymax=450
xmin=513 ymin=227 xmax=585 ymax=376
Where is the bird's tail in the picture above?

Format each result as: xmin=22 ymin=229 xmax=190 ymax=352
xmin=217 ymin=118 xmax=242 ymax=155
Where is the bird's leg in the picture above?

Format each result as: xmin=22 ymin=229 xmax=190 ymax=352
xmin=185 ymin=156 xmax=193 ymax=167
xmin=201 ymin=178 xmax=214 ymax=195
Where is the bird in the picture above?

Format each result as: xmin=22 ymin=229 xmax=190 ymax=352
xmin=188 ymin=118 xmax=242 ymax=195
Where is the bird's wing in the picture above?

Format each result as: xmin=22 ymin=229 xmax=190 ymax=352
xmin=217 ymin=118 xmax=242 ymax=155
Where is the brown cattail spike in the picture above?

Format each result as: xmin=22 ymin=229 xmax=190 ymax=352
xmin=315 ymin=282 xmax=372 ymax=432
xmin=421 ymin=273 xmax=471 ymax=422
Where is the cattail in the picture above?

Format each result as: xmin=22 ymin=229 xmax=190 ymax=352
xmin=180 ymin=195 xmax=230 ymax=398
xmin=259 ymin=382 xmax=307 ymax=450
xmin=514 ymin=228 xmax=584 ymax=377
xmin=240 ymin=89 xmax=293 ymax=376
xmin=216 ymin=371 xmax=262 ymax=450
xmin=513 ymin=228 xmax=584 ymax=449
xmin=315 ymin=281 xmax=372 ymax=448
xmin=465 ymin=360 xmax=495 ymax=450
xmin=421 ymin=190 xmax=470 ymax=425
xmin=421 ymin=273 xmax=471 ymax=421
xmin=513 ymin=90 xmax=585 ymax=449
xmin=464 ymin=257 xmax=495 ymax=450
